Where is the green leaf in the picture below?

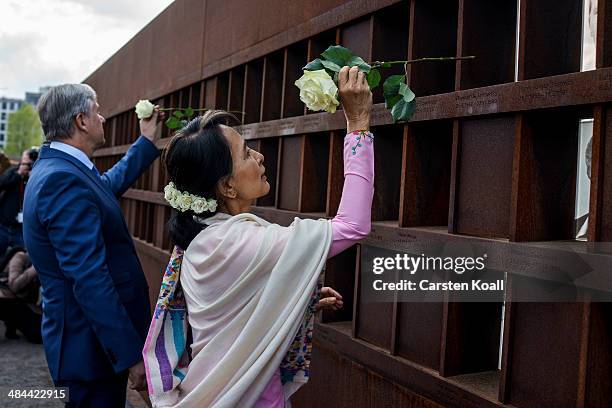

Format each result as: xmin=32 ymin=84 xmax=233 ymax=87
xmin=303 ymin=58 xmax=325 ymax=71
xmin=398 ymin=83 xmax=416 ymax=102
xmin=366 ymin=69 xmax=381 ymax=89
xmin=347 ymin=55 xmax=371 ymax=73
xmin=321 ymin=45 xmax=354 ymax=67
xmin=165 ymin=116 xmax=182 ymax=129
xmin=185 ymin=107 xmax=194 ymax=117
xmin=390 ymin=98 xmax=417 ymax=122
xmin=173 ymin=110 xmax=184 ymax=118
xmin=383 ymin=75 xmax=405 ymax=109
xmin=321 ymin=59 xmax=342 ymax=72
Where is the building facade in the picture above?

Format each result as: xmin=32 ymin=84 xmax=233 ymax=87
xmin=0 ymin=97 xmax=23 ymax=148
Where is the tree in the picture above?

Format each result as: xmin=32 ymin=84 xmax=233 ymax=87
xmin=5 ymin=104 xmax=43 ymax=157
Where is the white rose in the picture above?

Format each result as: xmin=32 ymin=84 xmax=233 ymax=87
xmin=294 ymin=70 xmax=339 ymax=113
xmin=134 ymin=99 xmax=155 ymax=119
xmin=207 ymin=199 xmax=218 ymax=213
xmin=178 ymin=194 xmax=193 ymax=212
xmin=191 ymin=198 xmax=208 ymax=214
xmin=164 ymin=183 xmax=177 ymax=202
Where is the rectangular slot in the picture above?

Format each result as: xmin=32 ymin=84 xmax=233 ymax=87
xmin=372 ymin=125 xmax=403 ymax=222
xmin=278 ymin=136 xmax=302 ymax=211
xmin=400 ymin=121 xmax=453 ymax=227
xmin=371 ymin=2 xmax=410 ymax=104
xmin=282 ymin=41 xmax=308 ymax=118
xmin=396 ymin=301 xmax=443 ymax=370
xmin=228 ymin=66 xmax=245 ymax=121
xmin=322 ymin=245 xmax=357 ymax=324
xmin=453 ymin=116 xmax=515 ymax=238
xmin=261 ymin=52 xmax=284 ymax=121
xmin=407 ymin=0 xmax=459 ymax=96
xmin=190 ymin=82 xmax=202 ymax=108
xmin=503 ymin=296 xmax=584 ymax=407
xmin=518 ymin=0 xmax=583 ymax=79
xmin=441 ymin=299 xmax=504 ymax=378
xmin=257 ymin=138 xmax=279 ymax=207
xmin=243 ymin=59 xmax=264 ymax=124
xmin=326 ymin=132 xmax=344 ymax=217
xmin=300 ymin=133 xmax=330 ymax=213
xmin=355 ymin=245 xmax=393 ymax=350
xmin=511 ymin=109 xmax=584 ymax=241
xmin=458 ymin=0 xmax=517 ymax=89
xmin=277 ymin=134 xmax=329 ymax=213
xmin=340 ymin=17 xmax=372 ymax=61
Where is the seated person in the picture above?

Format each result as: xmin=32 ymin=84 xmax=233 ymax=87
xmin=0 ymin=247 xmax=42 ymax=343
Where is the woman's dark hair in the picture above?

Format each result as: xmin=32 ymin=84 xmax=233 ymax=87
xmin=163 ymin=110 xmax=237 ymax=249
xmin=26 ymin=147 xmax=39 ymax=162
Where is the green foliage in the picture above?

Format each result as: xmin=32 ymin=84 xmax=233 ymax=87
xmin=301 ymin=45 xmax=420 ymax=123
xmin=5 ymin=104 xmax=43 ymax=157
xmin=366 ymin=69 xmax=381 ymax=89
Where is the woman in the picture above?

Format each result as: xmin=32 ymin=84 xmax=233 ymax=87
xmin=144 ymin=66 xmax=374 ymax=407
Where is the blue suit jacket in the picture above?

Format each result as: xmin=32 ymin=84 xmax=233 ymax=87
xmin=23 ymin=136 xmax=159 ymax=381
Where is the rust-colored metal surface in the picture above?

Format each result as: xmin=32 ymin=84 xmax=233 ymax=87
xmin=89 ymin=0 xmax=612 ymax=406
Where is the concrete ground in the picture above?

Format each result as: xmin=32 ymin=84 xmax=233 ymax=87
xmin=0 ymin=323 xmax=149 ymax=407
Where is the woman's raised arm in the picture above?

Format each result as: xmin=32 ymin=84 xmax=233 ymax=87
xmin=328 ymin=66 xmax=375 ymax=258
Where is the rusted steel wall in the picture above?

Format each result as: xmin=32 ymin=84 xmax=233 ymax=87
xmin=89 ymin=0 xmax=612 ymax=407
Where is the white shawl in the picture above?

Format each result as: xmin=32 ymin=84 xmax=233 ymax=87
xmin=157 ymin=212 xmax=331 ymax=407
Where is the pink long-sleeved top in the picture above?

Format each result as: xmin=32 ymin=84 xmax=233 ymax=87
xmin=255 ymin=130 xmax=375 ymax=407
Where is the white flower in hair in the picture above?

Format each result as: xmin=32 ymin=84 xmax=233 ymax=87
xmin=191 ymin=198 xmax=208 ymax=214
xmin=163 ymin=181 xmax=217 ymax=214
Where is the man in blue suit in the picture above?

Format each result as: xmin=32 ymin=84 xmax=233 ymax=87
xmin=23 ymin=84 xmax=162 ymax=407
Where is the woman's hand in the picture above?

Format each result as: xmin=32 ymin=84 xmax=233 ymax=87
xmin=316 ymin=287 xmax=344 ymax=311
xmin=139 ymin=106 xmax=166 ymax=142
xmin=338 ymin=66 xmax=372 ymax=133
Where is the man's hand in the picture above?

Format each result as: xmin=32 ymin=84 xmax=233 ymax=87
xmin=316 ymin=287 xmax=344 ymax=311
xmin=139 ymin=106 xmax=165 ymax=142
xmin=338 ymin=66 xmax=372 ymax=133
xmin=128 ymin=360 xmax=147 ymax=391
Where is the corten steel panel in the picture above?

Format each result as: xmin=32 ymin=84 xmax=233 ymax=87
xmin=292 ymin=343 xmax=444 ymax=408
xmin=400 ymin=121 xmax=453 ymax=228
xmin=457 ymin=0 xmax=517 ymax=90
xmin=201 ymin=0 xmax=346 ymax=67
xmin=407 ymin=0 xmax=458 ymax=96
xmin=511 ymin=110 xmax=580 ymax=242
xmin=590 ymin=105 xmax=612 ymax=242
xmin=598 ymin=0 xmax=612 ymax=68
xmin=506 ymin=299 xmax=584 ymax=408
xmin=372 ymin=125 xmax=403 ymax=221
xmin=396 ymin=302 xmax=443 ymax=370
xmin=518 ymin=0 xmax=582 ymax=80
xmin=455 ymin=116 xmax=515 ymax=238
xmin=585 ymin=302 xmax=612 ymax=407
xmin=257 ymin=138 xmax=279 ymax=207
xmin=370 ymin=2 xmax=409 ymax=104
xmin=322 ymin=246 xmax=357 ymax=324
xmin=282 ymin=42 xmax=308 ymax=118
xmin=300 ymin=133 xmax=330 ymax=213
xmin=85 ymin=0 xmax=206 ymax=118
xmin=278 ymin=136 xmax=302 ymax=211
xmin=340 ymin=17 xmax=372 ymax=60
xmin=440 ymin=300 xmax=504 ymax=377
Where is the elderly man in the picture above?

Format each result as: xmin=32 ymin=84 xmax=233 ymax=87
xmin=24 ymin=84 xmax=162 ymax=407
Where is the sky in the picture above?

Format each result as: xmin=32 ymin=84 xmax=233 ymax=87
xmin=0 ymin=0 xmax=174 ymax=99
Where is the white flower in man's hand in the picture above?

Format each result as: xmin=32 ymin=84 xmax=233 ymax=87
xmin=295 ymin=70 xmax=339 ymax=113
xmin=135 ymin=99 xmax=155 ymax=119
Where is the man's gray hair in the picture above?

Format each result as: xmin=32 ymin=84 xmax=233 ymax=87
xmin=37 ymin=84 xmax=97 ymax=141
